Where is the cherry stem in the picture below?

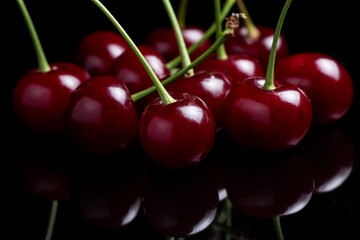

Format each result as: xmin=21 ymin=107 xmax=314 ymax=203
xmin=16 ymin=0 xmax=51 ymax=73
xmin=44 ymin=200 xmax=58 ymax=240
xmin=263 ymin=0 xmax=292 ymax=91
xmin=177 ymin=0 xmax=189 ymax=29
xmin=214 ymin=0 xmax=228 ymax=60
xmin=272 ymin=217 xmax=285 ymax=240
xmin=225 ymin=198 xmax=233 ymax=240
xmin=92 ymin=0 xmax=176 ymax=104
xmin=236 ymin=0 xmax=260 ymax=40
xmin=166 ymin=0 xmax=236 ymax=70
xmin=162 ymin=0 xmax=194 ymax=76
xmin=131 ymin=27 xmax=236 ymax=102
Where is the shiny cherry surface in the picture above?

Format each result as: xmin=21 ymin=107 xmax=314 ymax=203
xmin=144 ymin=26 xmax=212 ymax=62
xmin=195 ymin=54 xmax=265 ymax=85
xmin=166 ymin=71 xmax=232 ymax=131
xmin=108 ymin=45 xmax=170 ymax=94
xmin=64 ymin=75 xmax=138 ymax=156
xmin=223 ymin=78 xmax=312 ymax=152
xmin=74 ymin=30 xmax=129 ymax=75
xmin=275 ymin=53 xmax=354 ymax=125
xmin=225 ymin=26 xmax=289 ymax=67
xmin=139 ymin=93 xmax=215 ymax=169
xmin=12 ymin=62 xmax=90 ymax=134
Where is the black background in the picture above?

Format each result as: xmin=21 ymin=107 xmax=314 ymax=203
xmin=3 ymin=0 xmax=360 ymax=239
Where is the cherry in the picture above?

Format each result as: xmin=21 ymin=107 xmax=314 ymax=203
xmin=64 ymin=75 xmax=138 ymax=156
xmin=166 ymin=71 xmax=232 ymax=132
xmin=275 ymin=52 xmax=354 ymax=125
xmin=139 ymin=93 xmax=215 ymax=169
xmin=224 ymin=0 xmax=289 ymax=67
xmin=108 ymin=45 xmax=170 ymax=94
xmin=223 ymin=0 xmax=312 ymax=152
xmin=74 ymin=30 xmax=129 ymax=76
xmin=225 ymin=26 xmax=289 ymax=67
xmin=144 ymin=26 xmax=212 ymax=62
xmin=195 ymin=53 xmax=265 ymax=85
xmin=142 ymin=166 xmax=219 ymax=238
xmin=13 ymin=0 xmax=90 ymax=134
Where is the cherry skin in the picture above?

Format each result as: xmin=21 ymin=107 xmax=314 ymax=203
xmin=144 ymin=26 xmax=212 ymax=62
xmin=13 ymin=62 xmax=90 ymax=134
xmin=74 ymin=30 xmax=129 ymax=75
xmin=139 ymin=93 xmax=215 ymax=169
xmin=275 ymin=52 xmax=354 ymax=125
xmin=195 ymin=54 xmax=265 ymax=85
xmin=64 ymin=75 xmax=138 ymax=156
xmin=223 ymin=78 xmax=312 ymax=152
xmin=108 ymin=45 xmax=170 ymax=94
xmin=166 ymin=71 xmax=232 ymax=132
xmin=224 ymin=26 xmax=289 ymax=67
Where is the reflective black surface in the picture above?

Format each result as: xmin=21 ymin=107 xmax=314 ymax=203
xmin=5 ymin=0 xmax=359 ymax=239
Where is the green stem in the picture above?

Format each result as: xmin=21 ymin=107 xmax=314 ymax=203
xmin=225 ymin=198 xmax=233 ymax=240
xmin=16 ymin=0 xmax=51 ymax=73
xmin=236 ymin=0 xmax=260 ymax=40
xmin=166 ymin=0 xmax=236 ymax=70
xmin=131 ymin=29 xmax=233 ymax=102
xmin=92 ymin=0 xmax=175 ymax=104
xmin=45 ymin=200 xmax=59 ymax=240
xmin=214 ymin=0 xmax=228 ymax=60
xmin=272 ymin=217 xmax=285 ymax=240
xmin=263 ymin=0 xmax=292 ymax=91
xmin=162 ymin=0 xmax=194 ymax=76
xmin=177 ymin=0 xmax=189 ymax=29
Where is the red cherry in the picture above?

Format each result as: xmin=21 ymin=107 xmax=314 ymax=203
xmin=13 ymin=63 xmax=90 ymax=134
xmin=64 ymin=75 xmax=138 ymax=156
xmin=166 ymin=71 xmax=232 ymax=132
xmin=144 ymin=26 xmax=212 ymax=62
xmin=74 ymin=30 xmax=129 ymax=75
xmin=275 ymin=53 xmax=354 ymax=125
xmin=225 ymin=26 xmax=289 ymax=67
xmin=223 ymin=78 xmax=312 ymax=152
xmin=139 ymin=93 xmax=215 ymax=169
xmin=195 ymin=53 xmax=265 ymax=85
xmin=108 ymin=45 xmax=170 ymax=94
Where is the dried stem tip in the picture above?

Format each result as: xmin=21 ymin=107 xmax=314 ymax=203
xmin=225 ymin=13 xmax=244 ymax=37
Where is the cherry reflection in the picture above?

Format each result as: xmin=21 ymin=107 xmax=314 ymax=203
xmin=142 ymin=166 xmax=220 ymax=238
xmin=70 ymin=152 xmax=144 ymax=229
xmin=225 ymin=151 xmax=314 ymax=218
xmin=297 ymin=126 xmax=355 ymax=193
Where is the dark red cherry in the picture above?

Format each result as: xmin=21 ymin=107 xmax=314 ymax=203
xmin=74 ymin=30 xmax=129 ymax=75
xmin=64 ymin=75 xmax=138 ymax=156
xmin=13 ymin=63 xmax=90 ymax=134
xmin=166 ymin=71 xmax=232 ymax=132
xmin=275 ymin=53 xmax=354 ymax=125
xmin=224 ymin=26 xmax=289 ymax=67
xmin=143 ymin=166 xmax=219 ymax=237
xmin=225 ymin=152 xmax=314 ymax=218
xmin=139 ymin=93 xmax=215 ymax=169
xmin=144 ymin=26 xmax=212 ymax=62
xmin=108 ymin=45 xmax=170 ymax=94
xmin=223 ymin=78 xmax=312 ymax=152
xmin=195 ymin=54 xmax=265 ymax=85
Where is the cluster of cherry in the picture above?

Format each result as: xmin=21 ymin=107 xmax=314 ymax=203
xmin=13 ymin=0 xmax=353 ymax=170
